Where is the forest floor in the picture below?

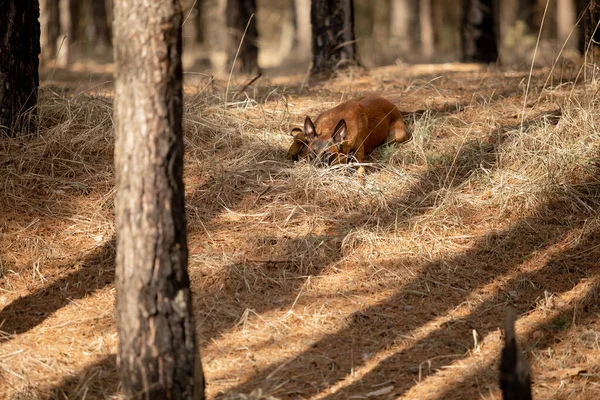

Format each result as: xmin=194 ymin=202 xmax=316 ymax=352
xmin=1 ymin=60 xmax=600 ymax=400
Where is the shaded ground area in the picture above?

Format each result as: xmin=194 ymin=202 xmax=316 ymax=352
xmin=1 ymin=63 xmax=599 ymax=399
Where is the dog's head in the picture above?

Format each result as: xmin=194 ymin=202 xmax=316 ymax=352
xmin=304 ymin=116 xmax=349 ymax=166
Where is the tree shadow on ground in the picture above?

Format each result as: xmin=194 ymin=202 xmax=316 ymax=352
xmin=0 ymin=236 xmax=115 ymax=343
xmin=431 ymin=283 xmax=600 ymax=399
xmin=320 ymin=195 xmax=600 ymax=399
xmin=218 ymin=153 xmax=599 ymax=398
xmin=193 ymin=231 xmax=344 ymax=341
xmin=0 ymin=68 xmax=575 ymax=398
xmin=428 ymin=215 xmax=600 ymax=399
xmin=188 ymin=110 xmax=562 ymax=348
xmin=44 ymin=354 xmax=118 ymax=400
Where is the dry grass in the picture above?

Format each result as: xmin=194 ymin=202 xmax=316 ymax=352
xmin=1 ymin=63 xmax=600 ymax=400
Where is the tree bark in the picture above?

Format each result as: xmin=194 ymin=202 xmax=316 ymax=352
xmin=56 ymin=0 xmax=71 ymax=67
xmin=557 ymin=0 xmax=577 ymax=48
xmin=90 ymin=0 xmax=111 ymax=49
xmin=390 ymin=0 xmax=413 ymax=56
xmin=517 ymin=0 xmax=536 ymax=32
xmin=292 ymin=0 xmax=312 ymax=59
xmin=577 ymin=0 xmax=600 ymax=55
xmin=56 ymin=0 xmax=84 ymax=66
xmin=0 ymin=0 xmax=40 ymax=136
xmin=310 ymin=0 xmax=358 ymax=75
xmin=419 ymin=0 xmax=435 ymax=59
xmin=195 ymin=0 xmax=205 ymax=44
xmin=226 ymin=0 xmax=260 ymax=74
xmin=40 ymin=0 xmax=61 ymax=61
xmin=68 ymin=0 xmax=81 ymax=43
xmin=113 ymin=0 xmax=204 ymax=398
xmin=461 ymin=0 xmax=498 ymax=63
xmin=371 ymin=0 xmax=390 ymax=66
xmin=499 ymin=0 xmax=517 ymax=40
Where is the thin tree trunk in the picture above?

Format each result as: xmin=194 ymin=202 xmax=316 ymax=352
xmin=195 ymin=0 xmax=204 ymax=44
xmin=40 ymin=0 xmax=61 ymax=61
xmin=90 ymin=0 xmax=111 ymax=49
xmin=432 ymin=0 xmax=461 ymax=57
xmin=390 ymin=0 xmax=412 ymax=55
xmin=56 ymin=0 xmax=83 ymax=66
xmin=557 ymin=0 xmax=576 ymax=48
xmin=293 ymin=0 xmax=311 ymax=59
xmin=371 ymin=0 xmax=389 ymax=66
xmin=68 ymin=0 xmax=80 ymax=43
xmin=113 ymin=0 xmax=204 ymax=398
xmin=499 ymin=0 xmax=517 ymax=41
xmin=226 ymin=0 xmax=259 ymax=74
xmin=310 ymin=0 xmax=358 ymax=75
xmin=500 ymin=310 xmax=532 ymax=399
xmin=577 ymin=0 xmax=600 ymax=55
xmin=276 ymin=4 xmax=295 ymax=63
xmin=56 ymin=0 xmax=71 ymax=67
xmin=517 ymin=0 xmax=536 ymax=32
xmin=461 ymin=0 xmax=499 ymax=63
xmin=0 ymin=0 xmax=40 ymax=136
xmin=419 ymin=0 xmax=434 ymax=59
xmin=204 ymin=0 xmax=227 ymax=69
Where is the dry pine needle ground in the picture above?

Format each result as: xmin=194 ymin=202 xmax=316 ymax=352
xmin=1 ymin=63 xmax=600 ymax=399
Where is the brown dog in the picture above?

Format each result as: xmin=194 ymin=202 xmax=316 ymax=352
xmin=286 ymin=96 xmax=408 ymax=167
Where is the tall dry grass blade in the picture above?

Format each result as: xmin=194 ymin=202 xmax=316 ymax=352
xmin=225 ymin=13 xmax=256 ymax=105
xmin=571 ymin=17 xmax=600 ymax=96
xmin=542 ymin=6 xmax=587 ymax=91
xmin=521 ymin=0 xmax=550 ymax=130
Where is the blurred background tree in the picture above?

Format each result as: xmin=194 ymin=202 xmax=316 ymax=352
xmin=461 ymin=0 xmax=498 ymax=63
xmin=578 ymin=0 xmax=600 ymax=57
xmin=0 ymin=0 xmax=40 ymax=136
xmin=226 ymin=0 xmax=260 ymax=73
xmin=40 ymin=0 xmax=60 ymax=61
xmin=310 ymin=0 xmax=358 ymax=75
xmin=31 ymin=0 xmax=600 ymax=76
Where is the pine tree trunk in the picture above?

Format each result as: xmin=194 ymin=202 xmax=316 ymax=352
xmin=68 ymin=0 xmax=81 ymax=44
xmin=40 ymin=0 xmax=61 ymax=61
xmin=56 ymin=0 xmax=71 ymax=67
xmin=461 ymin=0 xmax=498 ymax=63
xmin=113 ymin=0 xmax=204 ymax=398
xmin=419 ymin=0 xmax=434 ymax=59
xmin=292 ymin=0 xmax=312 ymax=59
xmin=557 ymin=0 xmax=576 ymax=48
xmin=226 ymin=0 xmax=259 ymax=74
xmin=195 ymin=0 xmax=205 ymax=44
xmin=90 ymin=0 xmax=111 ymax=49
xmin=310 ymin=0 xmax=358 ymax=75
xmin=517 ymin=0 xmax=536 ymax=32
xmin=390 ymin=0 xmax=412 ymax=56
xmin=371 ymin=0 xmax=390 ymax=66
xmin=0 ymin=0 xmax=40 ymax=136
xmin=499 ymin=0 xmax=517 ymax=40
xmin=56 ymin=0 xmax=84 ymax=66
xmin=577 ymin=0 xmax=600 ymax=55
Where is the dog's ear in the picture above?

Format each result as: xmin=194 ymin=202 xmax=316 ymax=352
xmin=287 ymin=128 xmax=308 ymax=161
xmin=290 ymin=127 xmax=303 ymax=139
xmin=304 ymin=116 xmax=317 ymax=140
xmin=332 ymin=119 xmax=347 ymax=144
